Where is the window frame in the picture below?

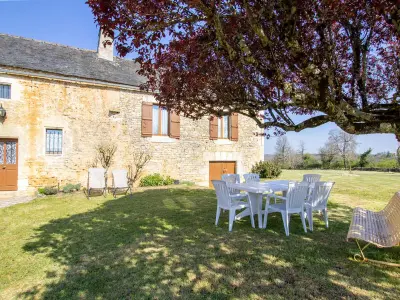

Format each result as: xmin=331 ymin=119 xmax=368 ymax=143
xmin=152 ymin=105 xmax=169 ymax=136
xmin=218 ymin=116 xmax=230 ymax=139
xmin=45 ymin=128 xmax=63 ymax=155
xmin=0 ymin=83 xmax=11 ymax=100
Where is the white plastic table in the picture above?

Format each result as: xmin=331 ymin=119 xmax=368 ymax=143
xmin=228 ymin=180 xmax=291 ymax=228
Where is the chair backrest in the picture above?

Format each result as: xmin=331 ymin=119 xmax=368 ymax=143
xmin=302 ymin=174 xmax=321 ymax=183
xmin=286 ymin=182 xmax=309 ymax=210
xmin=382 ymin=192 xmax=400 ymax=235
xmin=308 ymin=181 xmax=335 ymax=208
xmin=244 ymin=173 xmax=260 ymax=183
xmin=221 ymin=174 xmax=240 ymax=194
xmin=112 ymin=169 xmax=129 ymax=188
xmin=88 ymin=168 xmax=106 ymax=189
xmin=212 ymin=180 xmax=232 ymax=210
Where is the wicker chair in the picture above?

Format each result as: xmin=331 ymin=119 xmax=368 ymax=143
xmin=347 ymin=192 xmax=400 ymax=266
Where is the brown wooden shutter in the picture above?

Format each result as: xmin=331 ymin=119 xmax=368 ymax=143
xmin=209 ymin=116 xmax=218 ymax=140
xmin=230 ymin=113 xmax=239 ymax=141
xmin=169 ymin=111 xmax=180 ymax=139
xmin=141 ymin=102 xmax=153 ymax=137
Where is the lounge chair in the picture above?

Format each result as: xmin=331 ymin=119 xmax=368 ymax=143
xmin=111 ymin=169 xmax=132 ymax=198
xmin=347 ymin=192 xmax=400 ymax=266
xmin=86 ymin=168 xmax=106 ymax=198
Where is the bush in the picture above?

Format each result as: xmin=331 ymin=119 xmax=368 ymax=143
xmin=251 ymin=161 xmax=282 ymax=179
xmin=38 ymin=186 xmax=58 ymax=195
xmin=139 ymin=173 xmax=176 ymax=187
xmin=62 ymin=183 xmax=81 ymax=193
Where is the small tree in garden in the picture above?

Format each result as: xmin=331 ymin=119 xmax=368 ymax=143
xmin=128 ymin=150 xmax=152 ymax=185
xmin=95 ymin=143 xmax=117 ymax=172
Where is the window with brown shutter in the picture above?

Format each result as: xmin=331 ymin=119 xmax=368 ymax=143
xmin=141 ymin=102 xmax=153 ymax=137
xmin=209 ymin=116 xmax=218 ymax=140
xmin=230 ymin=113 xmax=239 ymax=141
xmin=169 ymin=111 xmax=180 ymax=139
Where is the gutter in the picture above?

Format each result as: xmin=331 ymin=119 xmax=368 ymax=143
xmin=0 ymin=67 xmax=154 ymax=94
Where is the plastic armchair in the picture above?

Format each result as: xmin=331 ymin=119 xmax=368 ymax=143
xmin=243 ymin=173 xmax=260 ymax=183
xmin=212 ymin=180 xmax=255 ymax=231
xmin=305 ymin=181 xmax=335 ymax=231
xmin=263 ymin=182 xmax=309 ymax=236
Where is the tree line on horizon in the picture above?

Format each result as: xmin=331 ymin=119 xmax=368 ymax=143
xmin=268 ymin=130 xmax=400 ymax=170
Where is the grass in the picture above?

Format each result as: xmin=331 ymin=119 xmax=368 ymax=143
xmin=0 ymin=170 xmax=399 ymax=299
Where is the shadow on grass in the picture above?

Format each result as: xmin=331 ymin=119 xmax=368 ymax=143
xmin=21 ymin=188 xmax=400 ymax=299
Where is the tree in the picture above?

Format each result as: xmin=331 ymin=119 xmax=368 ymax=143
xmin=274 ymin=136 xmax=294 ymax=168
xmin=319 ymin=141 xmax=337 ymax=169
xmin=359 ymin=148 xmax=373 ymax=168
xmin=298 ymin=141 xmax=306 ymax=157
xmin=328 ymin=130 xmax=357 ymax=169
xmin=88 ymin=0 xmax=400 ymax=139
xmin=397 ymin=146 xmax=400 ymax=167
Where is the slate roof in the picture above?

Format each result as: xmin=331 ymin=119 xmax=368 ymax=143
xmin=0 ymin=33 xmax=145 ymax=87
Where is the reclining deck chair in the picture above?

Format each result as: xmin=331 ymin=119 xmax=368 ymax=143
xmin=347 ymin=192 xmax=400 ymax=267
xmin=86 ymin=168 xmax=106 ymax=199
xmin=111 ymin=169 xmax=132 ymax=198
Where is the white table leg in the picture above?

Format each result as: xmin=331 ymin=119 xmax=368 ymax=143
xmin=235 ymin=192 xmax=263 ymax=228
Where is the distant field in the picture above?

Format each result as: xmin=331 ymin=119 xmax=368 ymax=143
xmin=278 ymin=169 xmax=400 ymax=211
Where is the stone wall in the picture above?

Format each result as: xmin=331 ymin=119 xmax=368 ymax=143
xmin=0 ymin=73 xmax=264 ymax=191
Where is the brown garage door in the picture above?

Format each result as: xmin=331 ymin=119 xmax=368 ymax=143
xmin=209 ymin=161 xmax=236 ymax=187
xmin=0 ymin=139 xmax=18 ymax=191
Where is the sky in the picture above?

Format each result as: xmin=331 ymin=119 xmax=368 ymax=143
xmin=0 ymin=0 xmax=399 ymax=155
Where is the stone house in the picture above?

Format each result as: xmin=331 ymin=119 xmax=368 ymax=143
xmin=0 ymin=32 xmax=264 ymax=194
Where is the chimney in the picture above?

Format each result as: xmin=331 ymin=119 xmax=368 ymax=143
xmin=97 ymin=29 xmax=114 ymax=61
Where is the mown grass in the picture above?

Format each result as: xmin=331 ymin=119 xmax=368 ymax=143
xmin=0 ymin=170 xmax=399 ymax=299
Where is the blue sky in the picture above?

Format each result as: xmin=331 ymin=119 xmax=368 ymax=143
xmin=1 ymin=0 xmax=399 ymax=155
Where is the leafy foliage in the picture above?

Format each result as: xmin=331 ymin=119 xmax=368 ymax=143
xmin=62 ymin=184 xmax=81 ymax=194
xmin=38 ymin=187 xmax=58 ymax=195
xmin=251 ymin=161 xmax=282 ymax=179
xmin=88 ymin=0 xmax=400 ymax=139
xmin=139 ymin=173 xmax=175 ymax=187
xmin=358 ymin=148 xmax=373 ymax=168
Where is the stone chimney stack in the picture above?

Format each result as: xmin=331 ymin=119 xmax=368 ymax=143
xmin=97 ymin=29 xmax=114 ymax=61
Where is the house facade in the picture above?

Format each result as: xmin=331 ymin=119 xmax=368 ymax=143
xmin=0 ymin=32 xmax=264 ymax=193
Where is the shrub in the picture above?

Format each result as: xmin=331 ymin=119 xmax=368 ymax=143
xmin=62 ymin=183 xmax=81 ymax=193
xmin=251 ymin=161 xmax=282 ymax=179
xmin=139 ymin=173 xmax=176 ymax=187
xmin=38 ymin=186 xmax=58 ymax=195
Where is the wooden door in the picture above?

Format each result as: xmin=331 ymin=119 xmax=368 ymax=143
xmin=0 ymin=139 xmax=18 ymax=191
xmin=209 ymin=161 xmax=236 ymax=187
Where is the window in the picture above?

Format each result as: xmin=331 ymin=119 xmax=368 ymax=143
xmin=218 ymin=116 xmax=230 ymax=139
xmin=0 ymin=84 xmax=11 ymax=99
xmin=152 ymin=105 xmax=169 ymax=136
xmin=46 ymin=129 xmax=63 ymax=155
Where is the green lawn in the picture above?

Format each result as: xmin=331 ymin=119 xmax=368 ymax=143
xmin=1 ymin=170 xmax=399 ymax=299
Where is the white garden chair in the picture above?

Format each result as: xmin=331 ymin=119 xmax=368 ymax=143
xmin=221 ymin=174 xmax=247 ymax=200
xmin=243 ymin=173 xmax=260 ymax=183
xmin=263 ymin=182 xmax=309 ymax=236
xmin=86 ymin=168 xmax=106 ymax=199
xmin=111 ymin=169 xmax=132 ymax=198
xmin=212 ymin=180 xmax=255 ymax=231
xmin=305 ymin=182 xmax=335 ymax=231
xmin=302 ymin=174 xmax=321 ymax=184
